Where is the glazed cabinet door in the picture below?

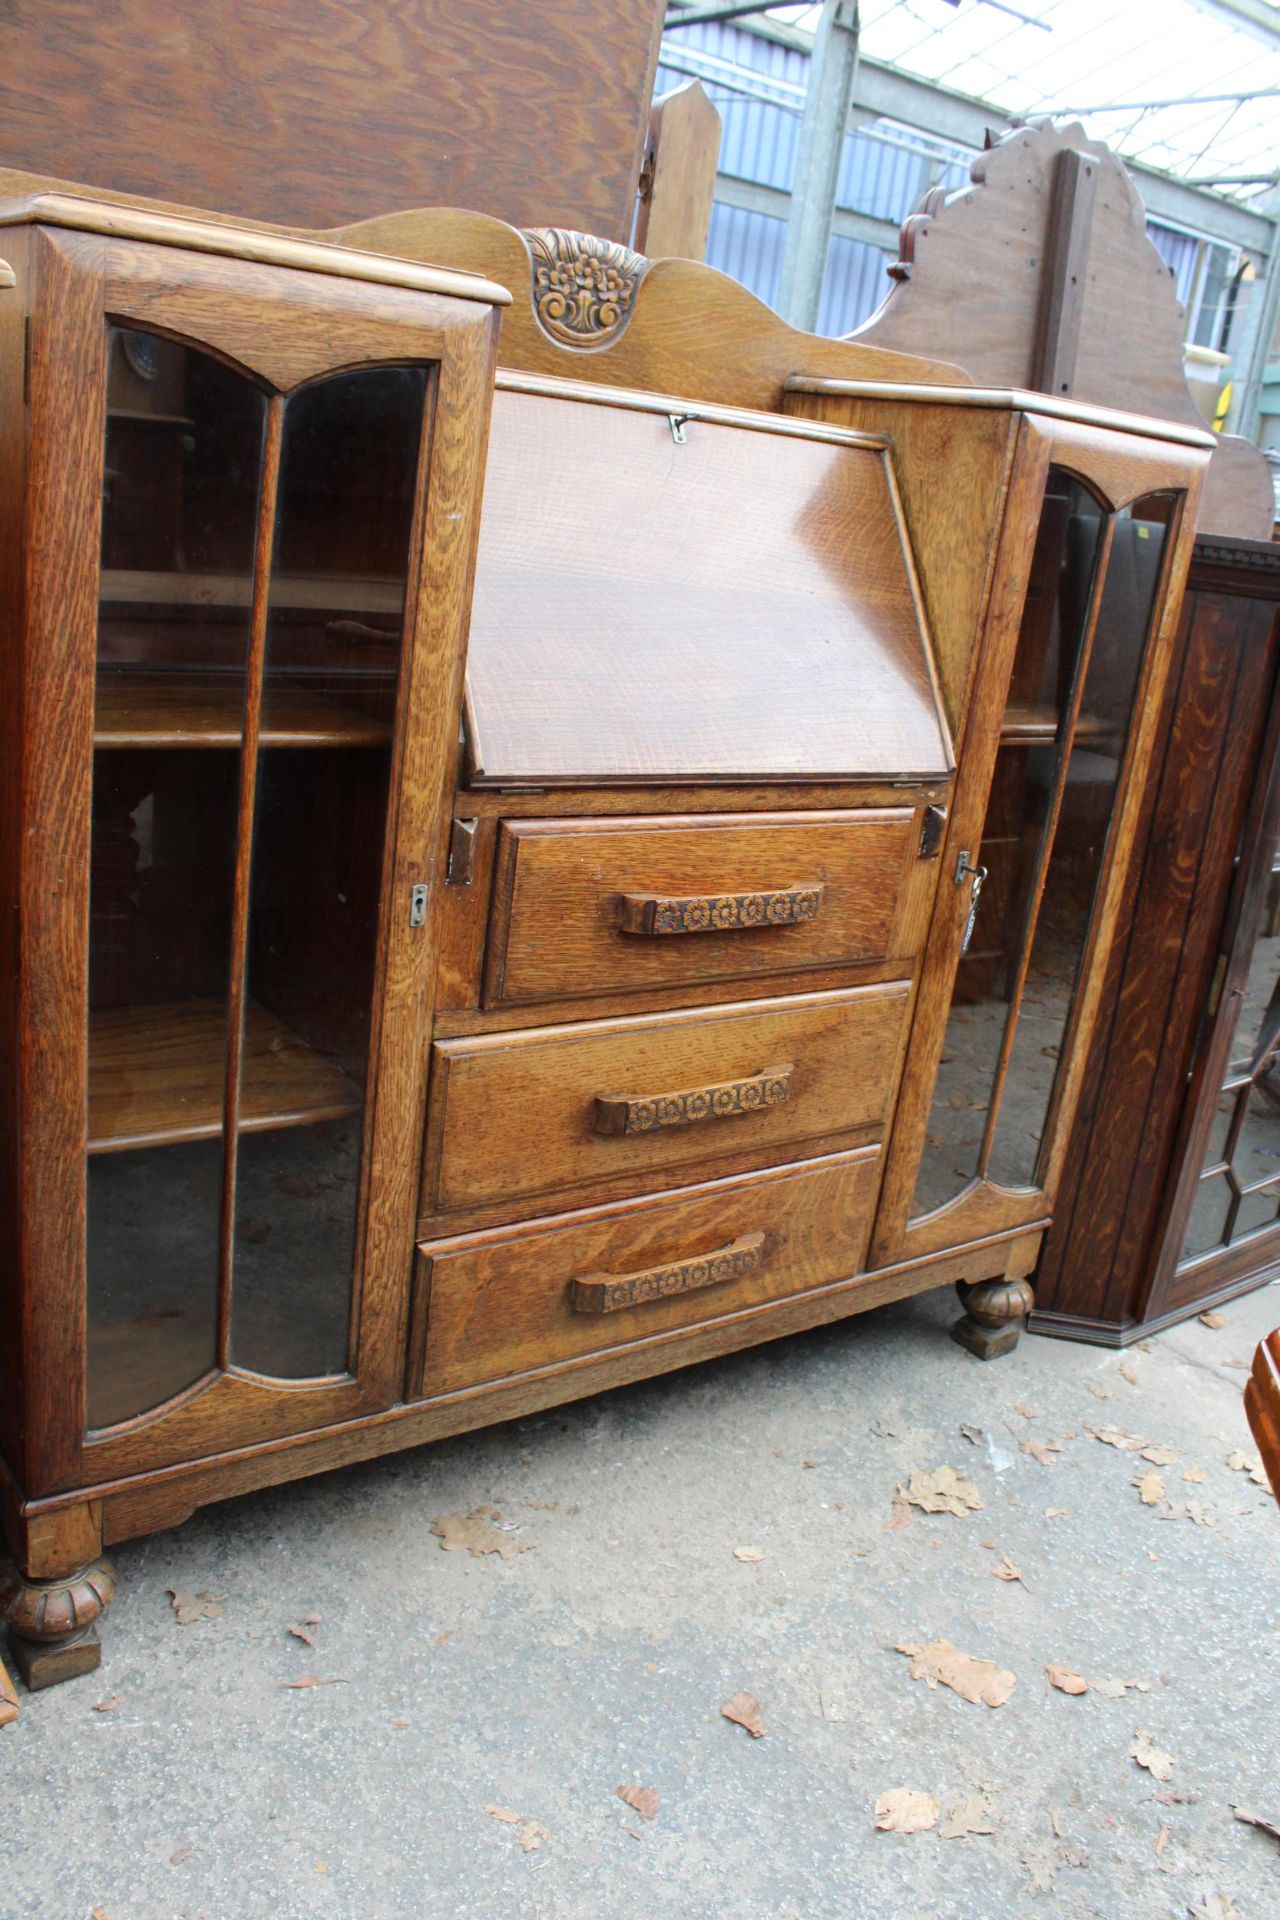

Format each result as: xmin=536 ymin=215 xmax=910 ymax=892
xmin=18 ymin=227 xmax=495 ymax=1490
xmin=872 ymin=415 xmax=1205 ymax=1269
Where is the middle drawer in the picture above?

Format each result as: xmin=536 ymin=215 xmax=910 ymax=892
xmin=423 ymin=981 xmax=911 ymax=1222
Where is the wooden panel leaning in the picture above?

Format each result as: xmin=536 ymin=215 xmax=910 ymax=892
xmin=1246 ymin=1331 xmax=1280 ymax=1505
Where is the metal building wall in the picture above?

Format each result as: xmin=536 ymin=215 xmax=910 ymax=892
xmin=657 ymin=20 xmax=1215 ymax=343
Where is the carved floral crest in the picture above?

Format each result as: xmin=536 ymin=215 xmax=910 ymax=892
xmin=522 ymin=227 xmax=646 ymax=349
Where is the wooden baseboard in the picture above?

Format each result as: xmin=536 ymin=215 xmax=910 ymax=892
xmin=7 ymin=1226 xmax=1035 ymax=1552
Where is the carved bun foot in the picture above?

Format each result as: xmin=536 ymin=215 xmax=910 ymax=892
xmin=0 ymin=1558 xmax=116 ymax=1692
xmin=951 ymin=1277 xmax=1035 ymax=1361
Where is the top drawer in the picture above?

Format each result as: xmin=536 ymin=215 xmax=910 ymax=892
xmin=484 ymin=810 xmax=921 ymax=1008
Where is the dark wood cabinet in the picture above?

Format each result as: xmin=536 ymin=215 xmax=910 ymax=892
xmin=1034 ymin=537 xmax=1280 ymax=1342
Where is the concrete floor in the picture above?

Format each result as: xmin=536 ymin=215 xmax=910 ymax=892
xmin=4 ymin=1281 xmax=1280 ymax=1920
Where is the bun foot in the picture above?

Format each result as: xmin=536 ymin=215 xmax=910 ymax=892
xmin=0 ymin=1558 xmax=116 ymax=1693
xmin=951 ymin=1276 xmax=1034 ymax=1360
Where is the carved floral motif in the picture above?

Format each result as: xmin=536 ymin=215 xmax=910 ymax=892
xmin=523 ymin=228 xmax=646 ymax=348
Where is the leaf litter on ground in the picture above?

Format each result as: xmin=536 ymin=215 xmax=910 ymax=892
xmin=895 ymin=1466 xmax=983 ymax=1517
xmin=1129 ymin=1729 xmax=1174 ymax=1782
xmin=167 ymin=1588 xmax=225 ymax=1625
xmin=431 ymin=1508 xmax=534 ymax=1559
xmin=721 ymin=1691 xmax=765 ymax=1738
xmin=874 ymin=1789 xmax=938 ymax=1834
xmin=893 ymin=1639 xmax=1015 ymax=1707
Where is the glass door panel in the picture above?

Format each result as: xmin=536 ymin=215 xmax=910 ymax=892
xmin=1178 ymin=884 xmax=1280 ymax=1264
xmin=230 ymin=367 xmax=427 ymax=1379
xmin=88 ymin=329 xmax=265 ymax=1429
xmin=912 ymin=477 xmax=1173 ymax=1220
xmin=86 ymin=334 xmax=430 ymax=1426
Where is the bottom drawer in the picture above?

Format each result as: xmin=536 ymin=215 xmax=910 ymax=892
xmin=414 ymin=1148 xmax=881 ymax=1396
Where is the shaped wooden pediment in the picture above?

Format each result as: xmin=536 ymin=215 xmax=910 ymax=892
xmin=851 ymin=121 xmax=1271 ymax=539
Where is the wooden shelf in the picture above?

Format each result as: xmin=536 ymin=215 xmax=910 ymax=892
xmin=88 ymin=998 xmax=362 ymax=1153
xmin=1000 ymin=706 xmax=1116 ymax=747
xmin=100 ymin=567 xmax=406 ymax=617
xmin=94 ymin=675 xmax=392 ymax=748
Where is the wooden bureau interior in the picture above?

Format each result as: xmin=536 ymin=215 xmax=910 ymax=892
xmin=0 ymin=193 xmax=1212 ymax=1690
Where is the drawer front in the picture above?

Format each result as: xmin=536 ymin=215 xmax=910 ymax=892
xmin=485 ymin=810 xmax=920 ymax=1008
xmin=415 ymin=1149 xmax=882 ymax=1394
xmin=424 ymin=982 xmax=910 ymax=1218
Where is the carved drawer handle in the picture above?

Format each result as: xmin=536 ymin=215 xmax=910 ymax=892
xmin=617 ymin=883 xmax=824 ymax=936
xmin=593 ymin=1062 xmax=793 ymax=1137
xmin=570 ymin=1231 xmax=766 ymax=1314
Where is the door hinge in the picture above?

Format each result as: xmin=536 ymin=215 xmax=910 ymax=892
xmin=919 ymin=803 xmax=946 ymax=859
xmin=446 ymin=816 xmax=478 ymax=887
xmin=409 ymin=882 xmax=430 ymax=927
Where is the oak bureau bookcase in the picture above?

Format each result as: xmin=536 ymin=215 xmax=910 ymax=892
xmin=0 ymin=192 xmax=1210 ymax=1692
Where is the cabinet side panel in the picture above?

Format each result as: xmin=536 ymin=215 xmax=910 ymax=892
xmin=14 ymin=230 xmax=108 ymax=1491
xmin=0 ymin=228 xmax=30 ymax=1477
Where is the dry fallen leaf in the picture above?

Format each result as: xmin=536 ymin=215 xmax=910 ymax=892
xmin=616 ymin=1783 xmax=659 ymax=1822
xmin=1183 ymin=1465 xmax=1208 ymax=1485
xmin=1129 ymin=1729 xmax=1174 ymax=1782
xmin=1013 ymin=1402 xmax=1039 ymax=1420
xmin=278 ymin=1673 xmax=346 ymax=1690
xmin=1087 ymin=1383 xmax=1111 ymax=1401
xmin=1154 ymin=1789 xmax=1199 ymax=1805
xmin=170 ymin=1845 xmax=194 ymax=1865
xmin=721 ymin=1691 xmax=765 ymax=1738
xmin=940 ymin=1794 xmax=995 ymax=1839
xmin=894 ymin=1639 xmax=1016 ymax=1708
xmin=1225 ymin=1449 xmax=1270 ymax=1490
xmin=485 ymin=1805 xmax=522 ymax=1823
xmin=288 ymin=1623 xmax=318 ymax=1647
xmin=895 ymin=1466 xmax=984 ymax=1517
xmin=431 ymin=1508 xmax=534 ymax=1559
xmin=519 ymin=1821 xmax=549 ymax=1852
xmin=990 ymin=1557 xmax=1023 ymax=1584
xmin=1049 ymin=1805 xmax=1064 ymax=1838
xmin=1087 ymin=1424 xmax=1148 ymax=1451
xmin=92 ymin=1695 xmax=123 ymax=1713
xmin=886 ymin=1499 xmax=913 ymax=1531
xmin=1134 ymin=1470 xmax=1165 ymax=1506
xmin=1020 ymin=1438 xmax=1062 ymax=1465
xmin=1091 ymin=1676 xmax=1152 ymax=1698
xmin=802 ymin=1458 xmax=819 ymax=1469
xmin=959 ymin=1422 xmax=984 ymax=1444
xmin=1140 ymin=1444 xmax=1179 ymax=1466
xmin=875 ymin=1789 xmax=939 ymax=1834
xmin=1119 ymin=1362 xmax=1139 ymax=1385
xmin=1044 ymin=1506 xmax=1070 ymax=1519
xmin=732 ymin=1546 xmax=765 ymax=1563
xmin=1155 ymin=1824 xmax=1170 ymax=1855
xmin=1233 ymin=1805 xmax=1280 ymax=1842
xmin=167 ymin=1588 xmax=225 ymax=1625
xmin=1198 ymin=1310 xmax=1225 ymax=1328
xmin=1160 ymin=1499 xmax=1215 ymax=1526
xmin=1188 ymin=1898 xmax=1244 ymax=1920
xmin=1045 ymin=1663 xmax=1088 ymax=1695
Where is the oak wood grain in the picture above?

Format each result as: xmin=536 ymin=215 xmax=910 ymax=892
xmin=423 ymin=984 xmax=911 ymax=1223
xmin=485 ymin=811 xmax=919 ymax=1008
xmin=93 ymin=675 xmax=392 ymax=748
xmin=87 ymin=1000 xmax=361 ymax=1152
xmin=415 ymin=1151 xmax=881 ymax=1394
xmin=466 ymin=387 xmax=950 ymax=787
xmin=0 ymin=2 xmax=665 ymax=238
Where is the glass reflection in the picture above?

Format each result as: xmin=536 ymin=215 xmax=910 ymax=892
xmin=913 ymin=478 xmax=1174 ymax=1218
